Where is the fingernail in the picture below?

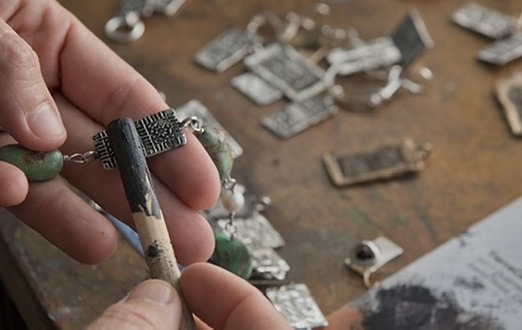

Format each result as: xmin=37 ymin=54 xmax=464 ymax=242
xmin=126 ymin=281 xmax=175 ymax=305
xmin=26 ymin=102 xmax=66 ymax=140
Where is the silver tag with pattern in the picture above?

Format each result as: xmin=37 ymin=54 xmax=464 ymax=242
xmin=452 ymin=2 xmax=515 ymax=40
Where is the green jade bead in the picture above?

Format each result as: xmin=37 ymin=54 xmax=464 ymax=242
xmin=195 ymin=128 xmax=234 ymax=184
xmin=210 ymin=231 xmax=254 ymax=279
xmin=0 ymin=144 xmax=64 ymax=182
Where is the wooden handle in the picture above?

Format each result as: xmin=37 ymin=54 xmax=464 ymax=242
xmin=107 ymin=118 xmax=196 ymax=330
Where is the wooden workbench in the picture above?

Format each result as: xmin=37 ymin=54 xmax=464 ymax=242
xmin=1 ymin=0 xmax=521 ymax=328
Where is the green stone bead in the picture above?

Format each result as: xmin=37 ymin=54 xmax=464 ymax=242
xmin=0 ymin=144 xmax=64 ymax=182
xmin=196 ymin=128 xmax=234 ymax=184
xmin=210 ymin=232 xmax=254 ymax=279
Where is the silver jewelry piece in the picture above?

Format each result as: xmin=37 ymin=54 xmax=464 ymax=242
xmin=452 ymin=2 xmax=516 ymax=40
xmin=496 ymin=73 xmax=522 ymax=137
xmin=344 ymin=236 xmax=403 ymax=288
xmin=231 ymin=72 xmax=284 ymax=105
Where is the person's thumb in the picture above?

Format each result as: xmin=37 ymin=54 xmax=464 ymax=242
xmin=87 ymin=280 xmax=182 ymax=330
xmin=0 ymin=19 xmax=66 ymax=151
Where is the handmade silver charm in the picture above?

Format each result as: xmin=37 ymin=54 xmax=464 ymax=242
xmin=266 ymin=284 xmax=328 ymax=329
xmin=496 ymin=73 xmax=522 ymax=137
xmin=478 ymin=35 xmax=522 ymax=66
xmin=250 ymin=248 xmax=290 ymax=281
xmin=323 ymin=138 xmax=432 ymax=187
xmin=452 ymin=2 xmax=516 ymax=40
xmin=262 ymin=95 xmax=338 ymax=139
xmin=345 ymin=236 xmax=403 ymax=288
xmin=195 ymin=28 xmax=259 ymax=72
xmin=244 ymin=43 xmax=327 ymax=101
xmin=390 ymin=10 xmax=434 ymax=69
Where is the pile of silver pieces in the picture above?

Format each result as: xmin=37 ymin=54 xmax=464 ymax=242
xmin=176 ymin=100 xmax=291 ymax=281
xmin=195 ymin=5 xmax=434 ymax=139
xmin=452 ymin=2 xmax=522 ymax=66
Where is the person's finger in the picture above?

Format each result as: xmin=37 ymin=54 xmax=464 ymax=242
xmin=181 ymin=263 xmax=292 ymax=330
xmin=0 ymin=18 xmax=66 ymax=151
xmin=0 ymin=161 xmax=28 ymax=207
xmin=87 ymin=279 xmax=181 ymax=330
xmin=9 ymin=177 xmax=119 ymax=264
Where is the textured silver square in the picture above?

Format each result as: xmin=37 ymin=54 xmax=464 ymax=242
xmin=266 ymin=284 xmax=328 ymax=329
xmin=477 ymin=35 xmax=522 ymax=66
xmin=250 ymin=248 xmax=290 ymax=281
xmin=231 ymin=72 xmax=284 ymax=105
xmin=244 ymin=43 xmax=326 ymax=101
xmin=176 ymin=99 xmax=243 ymax=158
xmin=93 ymin=108 xmax=186 ymax=169
xmin=195 ymin=28 xmax=257 ymax=72
xmin=391 ymin=10 xmax=434 ymax=68
xmin=262 ymin=96 xmax=338 ymax=139
xmin=452 ymin=2 xmax=515 ymax=40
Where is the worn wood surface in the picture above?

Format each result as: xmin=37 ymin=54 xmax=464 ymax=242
xmin=1 ymin=0 xmax=522 ymax=328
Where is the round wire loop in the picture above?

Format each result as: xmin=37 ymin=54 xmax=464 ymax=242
xmin=181 ymin=116 xmax=205 ymax=134
xmin=105 ymin=12 xmax=145 ymax=43
xmin=64 ymin=151 xmax=97 ymax=164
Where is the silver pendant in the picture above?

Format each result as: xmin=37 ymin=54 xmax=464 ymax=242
xmin=195 ymin=28 xmax=258 ymax=72
xmin=266 ymin=284 xmax=328 ymax=329
xmin=391 ymin=10 xmax=434 ymax=69
xmin=93 ymin=109 xmax=186 ymax=169
xmin=477 ymin=35 xmax=522 ymax=66
xmin=323 ymin=138 xmax=432 ymax=187
xmin=244 ymin=43 xmax=327 ymax=101
xmin=452 ymin=2 xmax=515 ymax=40
xmin=231 ymin=72 xmax=284 ymax=105
xmin=176 ymin=99 xmax=243 ymax=158
xmin=262 ymin=96 xmax=338 ymax=139
xmin=496 ymin=73 xmax=522 ymax=137
xmin=325 ymin=37 xmax=402 ymax=74
xmin=345 ymin=236 xmax=403 ymax=288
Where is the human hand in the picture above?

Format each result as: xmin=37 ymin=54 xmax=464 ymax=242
xmin=88 ymin=263 xmax=291 ymax=330
xmin=0 ymin=0 xmax=220 ymax=264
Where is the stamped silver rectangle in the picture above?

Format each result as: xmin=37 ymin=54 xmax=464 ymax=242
xmin=251 ymin=248 xmax=290 ymax=281
xmin=176 ymin=99 xmax=243 ymax=158
xmin=231 ymin=72 xmax=284 ymax=105
xmin=262 ymin=96 xmax=338 ymax=139
xmin=266 ymin=284 xmax=328 ymax=329
xmin=244 ymin=43 xmax=326 ymax=101
xmin=477 ymin=35 xmax=522 ymax=66
xmin=323 ymin=138 xmax=428 ymax=187
xmin=391 ymin=10 xmax=434 ymax=68
xmin=496 ymin=73 xmax=522 ymax=136
xmin=93 ymin=108 xmax=186 ymax=169
xmin=452 ymin=2 xmax=515 ymax=40
xmin=195 ymin=28 xmax=256 ymax=72
xmin=326 ymin=37 xmax=402 ymax=73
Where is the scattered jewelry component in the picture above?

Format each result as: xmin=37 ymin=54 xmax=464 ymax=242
xmin=266 ymin=283 xmax=329 ymax=329
xmin=0 ymin=109 xmax=186 ymax=181
xmin=176 ymin=99 xmax=243 ymax=158
xmin=323 ymin=138 xmax=432 ymax=187
xmin=477 ymin=35 xmax=522 ymax=66
xmin=231 ymin=72 xmax=284 ymax=105
xmin=344 ymin=236 xmax=403 ymax=288
xmin=325 ymin=37 xmax=402 ymax=72
xmin=390 ymin=9 xmax=434 ymax=69
xmin=262 ymin=95 xmax=338 ymax=139
xmin=250 ymin=248 xmax=290 ymax=281
xmin=495 ymin=73 xmax=522 ymax=137
xmin=244 ymin=43 xmax=327 ymax=101
xmin=195 ymin=28 xmax=259 ymax=72
xmin=452 ymin=2 xmax=516 ymax=40
xmin=105 ymin=0 xmax=185 ymax=43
